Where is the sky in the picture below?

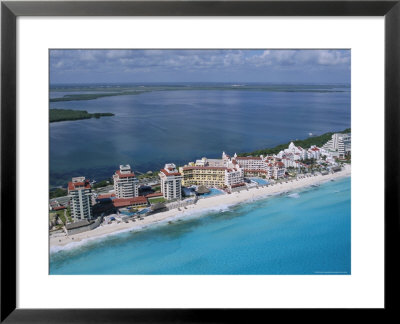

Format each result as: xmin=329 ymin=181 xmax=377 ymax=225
xmin=50 ymin=49 xmax=350 ymax=84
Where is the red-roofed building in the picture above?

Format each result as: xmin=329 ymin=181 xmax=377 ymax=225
xmin=231 ymin=182 xmax=246 ymax=188
xmin=234 ymin=155 xmax=266 ymax=173
xmin=159 ymin=163 xmax=182 ymax=200
xmin=273 ymin=162 xmax=285 ymax=179
xmin=307 ymin=145 xmax=321 ymax=160
xmin=97 ymin=193 xmax=116 ymax=200
xmin=112 ymin=196 xmax=148 ymax=209
xmin=52 ymin=205 xmax=66 ymax=211
xmin=68 ymin=176 xmax=93 ymax=221
xmin=113 ymin=164 xmax=139 ymax=199
xmin=145 ymin=192 xmax=164 ymax=198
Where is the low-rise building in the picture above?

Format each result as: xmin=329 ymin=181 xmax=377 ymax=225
xmin=232 ymin=153 xmax=286 ymax=180
xmin=180 ymin=166 xmax=227 ymax=187
xmin=225 ymin=166 xmax=244 ymax=187
xmin=308 ymin=146 xmax=321 ymax=160
xmin=180 ymin=154 xmax=245 ymax=188
xmin=112 ymin=196 xmax=148 ymax=209
xmin=273 ymin=162 xmax=286 ymax=178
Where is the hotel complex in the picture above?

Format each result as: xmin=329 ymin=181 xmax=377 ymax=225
xmin=113 ymin=164 xmax=139 ymax=198
xmin=179 ymin=155 xmax=245 ymax=189
xmin=68 ymin=177 xmax=93 ymax=221
xmin=323 ymin=133 xmax=351 ymax=158
xmin=159 ymin=163 xmax=183 ymax=200
xmin=53 ymin=132 xmax=350 ymax=229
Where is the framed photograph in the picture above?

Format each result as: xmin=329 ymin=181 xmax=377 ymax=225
xmin=1 ymin=0 xmax=399 ymax=322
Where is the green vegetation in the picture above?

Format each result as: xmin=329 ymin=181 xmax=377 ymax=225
xmin=238 ymin=128 xmax=351 ymax=157
xmin=92 ymin=179 xmax=111 ymax=189
xmin=148 ymin=197 xmax=166 ymax=204
xmin=50 ymin=91 xmax=147 ymax=102
xmin=152 ymin=186 xmax=161 ymax=192
xmin=54 ymin=210 xmax=66 ymax=224
xmin=50 ymin=109 xmax=114 ymax=123
xmin=66 ymin=207 xmax=72 ymax=223
xmin=49 ymin=188 xmax=68 ymax=199
xmin=137 ymin=171 xmax=158 ymax=180
xmin=49 ymin=212 xmax=57 ymax=222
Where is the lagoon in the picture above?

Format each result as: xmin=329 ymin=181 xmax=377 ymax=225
xmin=49 ymin=84 xmax=350 ymax=186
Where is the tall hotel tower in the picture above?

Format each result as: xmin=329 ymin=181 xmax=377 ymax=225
xmin=113 ymin=164 xmax=139 ymax=198
xmin=68 ymin=177 xmax=93 ymax=222
xmin=159 ymin=163 xmax=182 ymax=200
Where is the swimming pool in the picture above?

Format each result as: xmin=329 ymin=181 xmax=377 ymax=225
xmin=250 ymin=177 xmax=269 ymax=185
xmin=201 ymin=188 xmax=224 ymax=197
xmin=120 ymin=210 xmax=136 ymax=216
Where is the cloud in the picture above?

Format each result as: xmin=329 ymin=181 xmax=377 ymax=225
xmin=246 ymin=50 xmax=350 ymax=68
xmin=50 ymin=49 xmax=350 ymax=83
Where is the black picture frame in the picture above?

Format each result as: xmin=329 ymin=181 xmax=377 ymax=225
xmin=1 ymin=0 xmax=399 ymax=322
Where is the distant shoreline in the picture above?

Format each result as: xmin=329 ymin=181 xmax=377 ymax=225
xmin=50 ymin=165 xmax=351 ymax=250
xmin=50 ymin=109 xmax=114 ymax=123
xmin=49 ymin=83 xmax=349 ymax=102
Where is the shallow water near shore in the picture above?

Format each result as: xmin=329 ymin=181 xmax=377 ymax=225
xmin=50 ymin=177 xmax=350 ymax=275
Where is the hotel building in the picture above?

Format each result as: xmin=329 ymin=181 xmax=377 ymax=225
xmin=323 ymin=133 xmax=351 ymax=158
xmin=159 ymin=163 xmax=183 ymax=200
xmin=180 ymin=166 xmax=227 ymax=187
xmin=113 ymin=164 xmax=139 ymax=198
xmin=68 ymin=177 xmax=93 ymax=222
xmin=180 ymin=156 xmax=245 ymax=188
xmin=232 ymin=154 xmax=286 ymax=180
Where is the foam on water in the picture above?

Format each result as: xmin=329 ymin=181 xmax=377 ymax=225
xmin=50 ymin=177 xmax=351 ymax=274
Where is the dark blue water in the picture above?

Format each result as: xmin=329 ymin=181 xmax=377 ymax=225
xmin=50 ymin=86 xmax=350 ymax=186
xmin=49 ymin=177 xmax=350 ymax=275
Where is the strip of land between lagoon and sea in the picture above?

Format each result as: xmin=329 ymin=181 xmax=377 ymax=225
xmin=49 ymin=84 xmax=349 ymax=102
xmin=49 ymin=128 xmax=351 ymax=192
xmin=50 ymin=164 xmax=351 ymax=250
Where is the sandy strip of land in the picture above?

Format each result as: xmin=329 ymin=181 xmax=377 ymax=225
xmin=50 ymin=165 xmax=351 ymax=250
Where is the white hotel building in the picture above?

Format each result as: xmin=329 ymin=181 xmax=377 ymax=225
xmin=113 ymin=164 xmax=139 ymax=198
xmin=323 ymin=133 xmax=351 ymax=158
xmin=159 ymin=163 xmax=183 ymax=200
xmin=231 ymin=153 xmax=286 ymax=180
xmin=68 ymin=177 xmax=93 ymax=222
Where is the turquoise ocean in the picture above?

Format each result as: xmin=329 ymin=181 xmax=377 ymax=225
xmin=50 ymin=177 xmax=351 ymax=275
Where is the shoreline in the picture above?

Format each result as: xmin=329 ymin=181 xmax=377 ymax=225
xmin=50 ymin=165 xmax=351 ymax=251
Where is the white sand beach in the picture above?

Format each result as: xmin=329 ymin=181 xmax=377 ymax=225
xmin=50 ymin=165 xmax=351 ymax=250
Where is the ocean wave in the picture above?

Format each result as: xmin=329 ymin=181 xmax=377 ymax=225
xmin=50 ymin=223 xmax=150 ymax=254
xmin=50 ymin=204 xmax=237 ymax=254
xmin=50 ymin=176 xmax=352 ymax=254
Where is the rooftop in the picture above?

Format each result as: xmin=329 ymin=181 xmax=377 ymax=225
xmin=115 ymin=170 xmax=136 ymax=178
xmin=183 ymin=166 xmax=226 ymax=171
xmin=112 ymin=196 xmax=147 ymax=208
xmin=160 ymin=169 xmax=181 ymax=176
xmin=68 ymin=178 xmax=91 ymax=191
xmin=236 ymin=156 xmax=262 ymax=160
